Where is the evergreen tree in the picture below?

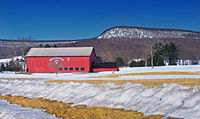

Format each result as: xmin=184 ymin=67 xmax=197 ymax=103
xmin=39 ymin=44 xmax=43 ymax=47
xmin=44 ymin=44 xmax=50 ymax=48
xmin=153 ymin=53 xmax=165 ymax=66
xmin=53 ymin=44 xmax=57 ymax=48
xmin=163 ymin=42 xmax=179 ymax=65
xmin=129 ymin=60 xmax=145 ymax=67
xmin=1 ymin=63 xmax=5 ymax=72
xmin=116 ymin=57 xmax=125 ymax=66
xmin=153 ymin=43 xmax=165 ymax=66
xmin=5 ymin=60 xmax=22 ymax=71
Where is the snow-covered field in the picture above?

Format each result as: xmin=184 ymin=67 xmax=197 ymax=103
xmin=0 ymin=65 xmax=199 ymax=80
xmin=0 ymin=100 xmax=58 ymax=119
xmin=0 ymin=65 xmax=200 ymax=119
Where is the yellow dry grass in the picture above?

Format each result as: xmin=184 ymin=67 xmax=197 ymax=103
xmin=0 ymin=95 xmax=168 ymax=119
xmin=15 ymin=72 xmax=31 ymax=75
xmin=90 ymin=71 xmax=199 ymax=78
xmin=45 ymin=78 xmax=200 ymax=87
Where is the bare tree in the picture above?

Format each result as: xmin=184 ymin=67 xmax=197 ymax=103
xmin=150 ymin=44 xmax=154 ymax=68
xmin=144 ymin=39 xmax=156 ymax=68
xmin=144 ymin=48 xmax=149 ymax=67
xmin=11 ymin=41 xmax=17 ymax=56
xmin=18 ymin=36 xmax=34 ymax=71
xmin=19 ymin=37 xmax=27 ymax=71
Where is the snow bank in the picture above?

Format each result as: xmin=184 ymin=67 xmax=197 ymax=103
xmin=118 ymin=65 xmax=200 ymax=74
xmin=0 ymin=79 xmax=200 ymax=119
xmin=0 ymin=73 xmax=199 ymax=81
xmin=0 ymin=100 xmax=59 ymax=119
xmin=0 ymin=65 xmax=199 ymax=80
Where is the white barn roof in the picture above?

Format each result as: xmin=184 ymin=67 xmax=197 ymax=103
xmin=26 ymin=47 xmax=94 ymax=57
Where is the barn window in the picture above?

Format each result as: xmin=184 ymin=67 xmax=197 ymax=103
xmin=70 ymin=67 xmax=73 ymax=71
xmin=75 ymin=67 xmax=79 ymax=71
xmin=64 ymin=67 xmax=68 ymax=71
xmin=81 ymin=67 xmax=85 ymax=71
xmin=58 ymin=68 xmax=62 ymax=71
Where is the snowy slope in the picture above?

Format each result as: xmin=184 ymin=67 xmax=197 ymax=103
xmin=97 ymin=26 xmax=200 ymax=39
xmin=0 ymin=80 xmax=200 ymax=119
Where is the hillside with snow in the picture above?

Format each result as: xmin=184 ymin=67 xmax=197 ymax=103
xmin=97 ymin=26 xmax=200 ymax=39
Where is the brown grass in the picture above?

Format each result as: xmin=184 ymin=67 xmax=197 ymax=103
xmin=0 ymin=95 xmax=168 ymax=119
xmin=45 ymin=78 xmax=200 ymax=87
xmin=15 ymin=72 xmax=31 ymax=75
xmin=90 ymin=72 xmax=199 ymax=78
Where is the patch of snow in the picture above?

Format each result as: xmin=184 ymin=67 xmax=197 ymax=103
xmin=0 ymin=65 xmax=199 ymax=118
xmin=118 ymin=65 xmax=200 ymax=74
xmin=97 ymin=27 xmax=200 ymax=39
xmin=0 ymin=65 xmax=199 ymax=80
xmin=0 ymin=56 xmax=22 ymax=65
xmin=0 ymin=80 xmax=200 ymax=119
xmin=0 ymin=100 xmax=59 ymax=119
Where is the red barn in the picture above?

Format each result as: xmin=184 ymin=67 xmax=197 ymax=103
xmin=26 ymin=47 xmax=118 ymax=73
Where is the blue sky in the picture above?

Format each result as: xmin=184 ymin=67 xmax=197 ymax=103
xmin=0 ymin=0 xmax=199 ymax=40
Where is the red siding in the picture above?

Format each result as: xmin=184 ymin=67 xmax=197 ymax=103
xmin=27 ymin=56 xmax=91 ymax=73
xmin=26 ymin=48 xmax=119 ymax=73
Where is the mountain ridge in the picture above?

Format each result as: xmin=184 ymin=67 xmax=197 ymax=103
xmin=1 ymin=26 xmax=200 ymax=41
xmin=0 ymin=26 xmax=199 ymax=61
xmin=97 ymin=26 xmax=200 ymax=39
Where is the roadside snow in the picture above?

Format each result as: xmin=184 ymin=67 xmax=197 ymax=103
xmin=0 ymin=65 xmax=199 ymax=80
xmin=118 ymin=65 xmax=200 ymax=74
xmin=0 ymin=79 xmax=200 ymax=119
xmin=116 ymin=75 xmax=200 ymax=80
xmin=0 ymin=73 xmax=199 ymax=80
xmin=0 ymin=100 xmax=59 ymax=119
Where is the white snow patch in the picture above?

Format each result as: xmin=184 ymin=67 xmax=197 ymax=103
xmin=0 ymin=80 xmax=200 ymax=119
xmin=0 ymin=65 xmax=199 ymax=80
xmin=0 ymin=100 xmax=59 ymax=119
xmin=0 ymin=56 xmax=23 ymax=66
xmin=0 ymin=65 xmax=200 ymax=119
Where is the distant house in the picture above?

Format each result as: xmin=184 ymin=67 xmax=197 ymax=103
xmin=26 ymin=47 xmax=118 ymax=73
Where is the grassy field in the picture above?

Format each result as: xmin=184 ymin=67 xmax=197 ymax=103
xmin=46 ymin=78 xmax=200 ymax=87
xmin=0 ymin=95 xmax=166 ymax=119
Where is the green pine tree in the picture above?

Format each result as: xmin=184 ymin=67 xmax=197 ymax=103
xmin=1 ymin=63 xmax=5 ymax=72
xmin=153 ymin=43 xmax=165 ymax=66
xmin=116 ymin=57 xmax=125 ymax=67
xmin=163 ymin=42 xmax=179 ymax=65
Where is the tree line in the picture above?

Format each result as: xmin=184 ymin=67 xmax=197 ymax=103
xmin=0 ymin=59 xmax=24 ymax=72
xmin=116 ymin=42 xmax=180 ymax=67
